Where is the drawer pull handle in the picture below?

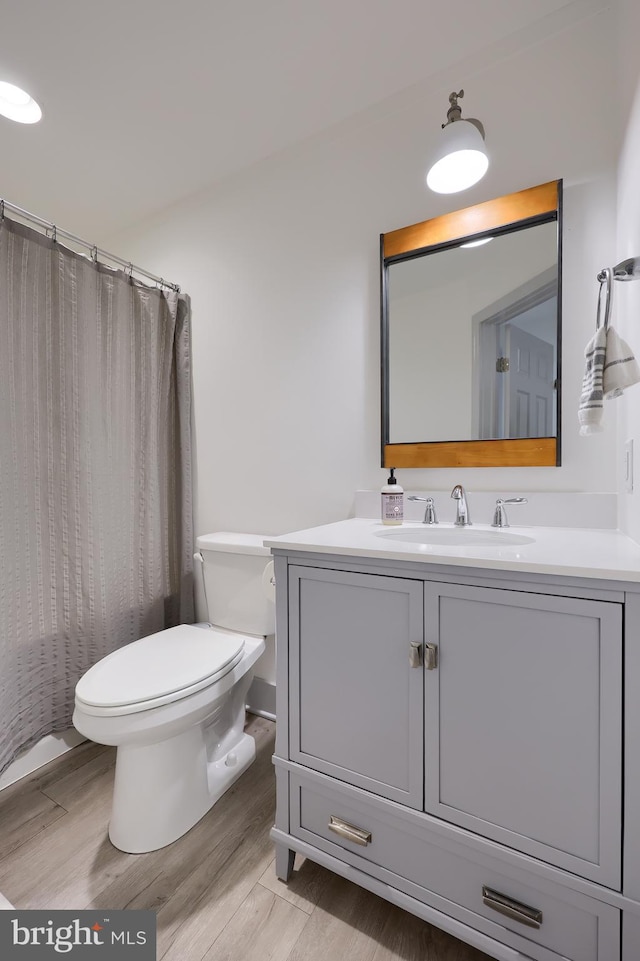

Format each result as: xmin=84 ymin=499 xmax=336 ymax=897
xmin=409 ymin=641 xmax=422 ymax=668
xmin=328 ymin=816 xmax=372 ymax=847
xmin=482 ymin=886 xmax=543 ymax=929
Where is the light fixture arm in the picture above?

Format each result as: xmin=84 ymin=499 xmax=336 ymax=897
xmin=442 ymin=89 xmax=485 ymax=140
xmin=443 ymin=89 xmax=465 ymax=127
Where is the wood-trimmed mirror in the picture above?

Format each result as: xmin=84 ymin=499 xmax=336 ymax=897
xmin=380 ymin=180 xmax=562 ymax=468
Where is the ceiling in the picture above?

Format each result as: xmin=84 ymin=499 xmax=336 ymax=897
xmin=0 ymin=0 xmax=600 ymax=241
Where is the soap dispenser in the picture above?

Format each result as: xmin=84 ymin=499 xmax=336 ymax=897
xmin=381 ymin=468 xmax=404 ymax=526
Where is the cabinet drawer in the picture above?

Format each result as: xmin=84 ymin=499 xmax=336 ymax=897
xmin=290 ymin=771 xmax=619 ymax=961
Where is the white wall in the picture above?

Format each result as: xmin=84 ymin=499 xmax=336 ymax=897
xmin=109 ymin=10 xmax=620 ymax=545
xmin=616 ymin=0 xmax=640 ymax=541
xmin=390 ymin=281 xmax=474 ymax=442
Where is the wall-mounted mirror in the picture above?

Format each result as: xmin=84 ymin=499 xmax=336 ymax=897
xmin=381 ymin=180 xmax=562 ymax=468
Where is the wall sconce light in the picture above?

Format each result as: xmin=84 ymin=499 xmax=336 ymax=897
xmin=426 ymin=89 xmax=488 ymax=194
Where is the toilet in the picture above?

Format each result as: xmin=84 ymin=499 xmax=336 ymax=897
xmin=72 ymin=532 xmax=274 ymax=854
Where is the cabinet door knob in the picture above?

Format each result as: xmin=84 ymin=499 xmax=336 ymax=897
xmin=409 ymin=641 xmax=422 ymax=668
xmin=425 ymin=643 xmax=438 ymax=670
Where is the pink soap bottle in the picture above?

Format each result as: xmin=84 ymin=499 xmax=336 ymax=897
xmin=381 ymin=468 xmax=403 ymax=526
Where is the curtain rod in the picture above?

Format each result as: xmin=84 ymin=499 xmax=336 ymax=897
xmin=0 ymin=198 xmax=180 ymax=293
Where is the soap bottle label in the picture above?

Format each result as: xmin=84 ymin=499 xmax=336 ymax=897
xmin=382 ymin=493 xmax=403 ymax=525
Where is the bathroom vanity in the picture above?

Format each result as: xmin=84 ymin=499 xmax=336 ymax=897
xmin=266 ymin=518 xmax=640 ymax=961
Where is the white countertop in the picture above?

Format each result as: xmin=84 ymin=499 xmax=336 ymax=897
xmin=265 ymin=517 xmax=640 ymax=583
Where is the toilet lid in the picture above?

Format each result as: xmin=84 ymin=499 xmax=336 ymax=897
xmin=75 ymin=625 xmax=245 ymax=709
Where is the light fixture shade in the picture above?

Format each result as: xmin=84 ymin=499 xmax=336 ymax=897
xmin=426 ymin=119 xmax=488 ymax=194
xmin=0 ymin=82 xmax=42 ymax=124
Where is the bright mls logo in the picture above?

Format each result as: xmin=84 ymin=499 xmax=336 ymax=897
xmin=0 ymin=910 xmax=156 ymax=958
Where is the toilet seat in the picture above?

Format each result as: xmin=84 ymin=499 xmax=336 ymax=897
xmin=75 ymin=624 xmax=245 ymax=717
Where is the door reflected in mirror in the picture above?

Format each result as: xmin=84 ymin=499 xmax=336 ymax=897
xmin=381 ymin=180 xmax=562 ymax=469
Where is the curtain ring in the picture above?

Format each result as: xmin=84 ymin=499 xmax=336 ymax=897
xmin=596 ymin=267 xmax=613 ymax=330
xmin=51 ymin=225 xmax=57 ymax=243
xmin=90 ymin=245 xmax=98 ymax=263
xmin=0 ymin=200 xmax=4 ymax=222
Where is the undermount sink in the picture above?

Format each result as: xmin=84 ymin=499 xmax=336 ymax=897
xmin=376 ymin=526 xmax=536 ymax=548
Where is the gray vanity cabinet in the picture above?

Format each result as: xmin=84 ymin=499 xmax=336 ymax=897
xmin=272 ymin=554 xmax=624 ymax=961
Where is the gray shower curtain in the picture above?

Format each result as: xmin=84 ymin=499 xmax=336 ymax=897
xmin=0 ymin=216 xmax=194 ymax=773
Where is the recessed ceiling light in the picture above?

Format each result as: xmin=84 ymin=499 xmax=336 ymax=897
xmin=0 ymin=81 xmax=42 ymax=124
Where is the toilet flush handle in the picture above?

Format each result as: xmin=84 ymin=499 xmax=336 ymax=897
xmin=193 ymin=551 xmax=210 ymax=616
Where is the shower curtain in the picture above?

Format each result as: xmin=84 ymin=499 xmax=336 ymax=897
xmin=0 ymin=216 xmax=194 ymax=774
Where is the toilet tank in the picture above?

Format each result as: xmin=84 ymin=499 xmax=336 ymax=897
xmin=195 ymin=532 xmax=275 ymax=636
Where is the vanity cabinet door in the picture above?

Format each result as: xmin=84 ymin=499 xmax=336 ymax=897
xmin=289 ymin=566 xmax=424 ymax=808
xmin=424 ymin=583 xmax=622 ymax=888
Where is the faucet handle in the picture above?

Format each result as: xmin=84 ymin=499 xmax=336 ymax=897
xmin=492 ymin=497 xmax=528 ymax=528
xmin=423 ymin=497 xmax=438 ymax=525
xmin=408 ymin=495 xmax=439 ymax=525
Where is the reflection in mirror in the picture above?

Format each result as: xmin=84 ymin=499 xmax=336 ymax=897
xmin=388 ymin=222 xmax=558 ymax=442
xmin=381 ymin=180 xmax=562 ymax=469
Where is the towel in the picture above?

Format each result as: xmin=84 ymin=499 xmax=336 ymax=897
xmin=579 ymin=326 xmax=640 ymax=435
xmin=578 ymin=325 xmax=607 ymax=434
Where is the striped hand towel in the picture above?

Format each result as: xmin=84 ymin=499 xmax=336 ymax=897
xmin=578 ymin=325 xmax=607 ymax=435
xmin=579 ymin=326 xmax=640 ymax=435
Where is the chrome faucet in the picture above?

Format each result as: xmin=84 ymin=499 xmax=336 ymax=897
xmin=451 ymin=484 xmax=471 ymax=526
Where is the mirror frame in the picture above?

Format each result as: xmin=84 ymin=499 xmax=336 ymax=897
xmin=380 ymin=180 xmax=562 ymax=468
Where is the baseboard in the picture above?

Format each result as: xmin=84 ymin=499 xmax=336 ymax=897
xmin=0 ymin=730 xmax=87 ymax=791
xmin=247 ymin=677 xmax=276 ymax=722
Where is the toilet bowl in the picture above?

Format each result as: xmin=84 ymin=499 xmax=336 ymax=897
xmin=73 ymin=532 xmax=274 ymax=854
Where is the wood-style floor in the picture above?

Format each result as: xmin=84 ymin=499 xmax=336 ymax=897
xmin=0 ymin=716 xmax=491 ymax=960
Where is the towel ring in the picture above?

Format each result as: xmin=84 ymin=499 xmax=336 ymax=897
xmin=596 ymin=266 xmax=613 ymax=331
